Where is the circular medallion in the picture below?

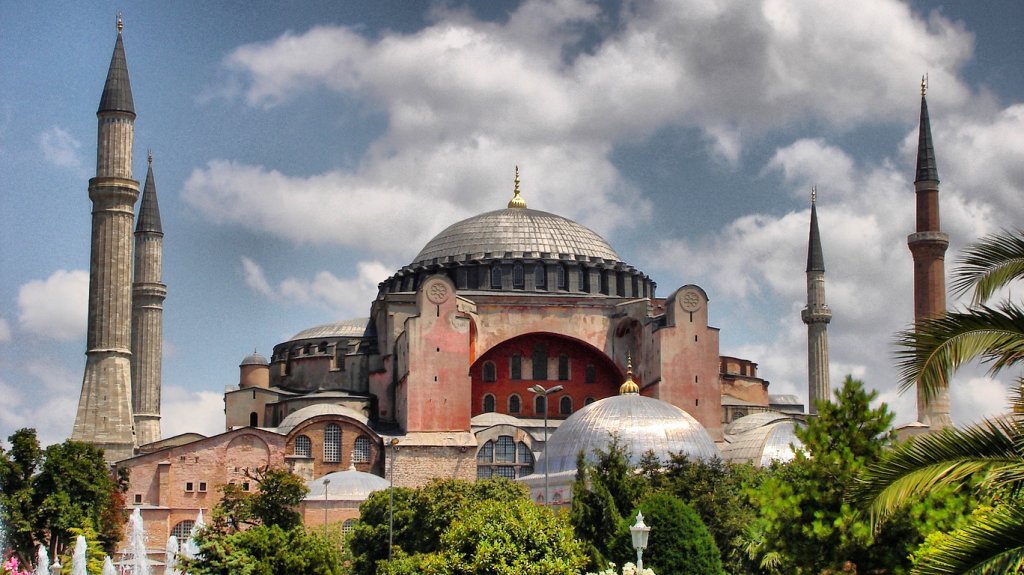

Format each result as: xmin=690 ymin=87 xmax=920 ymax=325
xmin=426 ymin=280 xmax=450 ymax=304
xmin=679 ymin=289 xmax=702 ymax=312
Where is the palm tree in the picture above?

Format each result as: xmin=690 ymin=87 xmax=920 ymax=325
xmin=853 ymin=229 xmax=1024 ymax=575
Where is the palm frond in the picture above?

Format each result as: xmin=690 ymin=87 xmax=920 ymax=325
xmin=912 ymin=503 xmax=1024 ymax=575
xmin=951 ymin=229 xmax=1024 ymax=305
xmin=894 ymin=304 xmax=1024 ymax=401
xmin=852 ymin=419 xmax=1021 ymax=520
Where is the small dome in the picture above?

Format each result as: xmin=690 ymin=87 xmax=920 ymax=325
xmin=412 ymin=208 xmax=621 ymax=265
xmin=288 ymin=318 xmax=374 ymax=342
xmin=305 ymin=469 xmax=389 ymax=501
xmin=277 ymin=404 xmax=369 ymax=434
xmin=721 ymin=412 xmax=804 ymax=468
xmin=538 ymin=394 xmax=719 ymax=475
xmin=240 ymin=352 xmax=269 ymax=367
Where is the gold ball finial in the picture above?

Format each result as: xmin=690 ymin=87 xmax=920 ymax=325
xmin=619 ymin=354 xmax=640 ymax=395
xmin=921 ymin=74 xmax=927 ymax=97
xmin=811 ymin=185 xmax=817 ymax=204
xmin=507 ymin=165 xmax=527 ymax=209
xmin=117 ymin=11 xmax=124 ymax=33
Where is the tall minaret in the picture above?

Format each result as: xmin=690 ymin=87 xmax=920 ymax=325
xmin=908 ymin=76 xmax=952 ymax=429
xmin=71 ymin=16 xmax=140 ymax=461
xmin=801 ymin=188 xmax=831 ymax=414
xmin=131 ymin=152 xmax=165 ymax=446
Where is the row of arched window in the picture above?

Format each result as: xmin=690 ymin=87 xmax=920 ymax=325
xmin=481 ymin=393 xmax=595 ymax=415
xmin=293 ymin=425 xmax=373 ymax=464
xmin=477 ymin=435 xmax=534 ymax=479
xmin=481 ymin=347 xmax=595 ymax=383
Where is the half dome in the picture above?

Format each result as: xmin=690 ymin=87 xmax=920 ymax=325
xmin=412 ymin=208 xmax=621 ymax=265
xmin=538 ymin=394 xmax=719 ymax=475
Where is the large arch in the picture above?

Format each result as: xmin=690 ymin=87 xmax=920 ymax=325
xmin=469 ymin=333 xmax=623 ymax=419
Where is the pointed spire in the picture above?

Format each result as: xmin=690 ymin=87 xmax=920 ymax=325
xmin=915 ymin=75 xmax=938 ymax=183
xmin=806 ymin=187 xmax=825 ymax=272
xmin=98 ymin=15 xmax=136 ymax=116
xmin=137 ymin=152 xmax=163 ymax=234
xmin=619 ymin=354 xmax=639 ymax=395
xmin=507 ymin=165 xmax=527 ymax=209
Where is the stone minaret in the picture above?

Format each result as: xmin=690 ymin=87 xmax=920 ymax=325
xmin=908 ymin=77 xmax=952 ymax=429
xmin=71 ymin=17 xmax=140 ymax=461
xmin=801 ymin=189 xmax=831 ymax=414
xmin=131 ymin=152 xmax=165 ymax=446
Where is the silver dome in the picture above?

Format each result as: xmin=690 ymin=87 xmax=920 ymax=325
xmin=721 ymin=412 xmax=803 ymax=468
xmin=240 ymin=352 xmax=269 ymax=366
xmin=288 ymin=318 xmax=373 ymax=341
xmin=413 ymin=208 xmax=621 ymax=265
xmin=539 ymin=394 xmax=720 ymax=474
xmin=277 ymin=403 xmax=370 ymax=434
xmin=305 ymin=469 xmax=389 ymax=501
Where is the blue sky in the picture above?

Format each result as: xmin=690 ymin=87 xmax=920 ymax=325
xmin=1 ymin=0 xmax=1022 ymax=445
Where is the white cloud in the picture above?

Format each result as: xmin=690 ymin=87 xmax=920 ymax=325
xmin=17 ymin=269 xmax=88 ymax=341
xmin=38 ymin=126 xmax=84 ymax=173
xmin=240 ymin=257 xmax=390 ymax=318
xmin=0 ymin=360 xmax=80 ymax=447
xmin=0 ymin=317 xmax=11 ymax=342
xmin=160 ymin=386 xmax=226 ymax=439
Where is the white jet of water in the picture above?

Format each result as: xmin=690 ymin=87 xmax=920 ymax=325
xmin=33 ymin=545 xmax=49 ymax=575
xmin=165 ymin=536 xmax=179 ymax=575
xmin=71 ymin=535 xmax=88 ymax=575
xmin=183 ymin=509 xmax=205 ymax=560
xmin=102 ymin=556 xmax=117 ymax=575
xmin=126 ymin=508 xmax=151 ymax=575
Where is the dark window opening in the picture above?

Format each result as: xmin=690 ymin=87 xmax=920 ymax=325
xmin=558 ymin=354 xmax=569 ymax=380
xmin=585 ymin=364 xmax=596 ymax=384
xmin=510 ymin=354 xmax=522 ymax=380
xmin=532 ymin=344 xmax=547 ymax=380
xmin=559 ymin=396 xmax=572 ymax=415
xmin=483 ymin=361 xmax=497 ymax=382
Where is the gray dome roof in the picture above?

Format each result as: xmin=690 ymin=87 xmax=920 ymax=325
xmin=305 ymin=469 xmax=389 ymax=501
xmin=240 ymin=352 xmax=269 ymax=366
xmin=539 ymin=394 xmax=719 ymax=474
xmin=288 ymin=318 xmax=373 ymax=342
xmin=412 ymin=208 xmax=620 ymax=265
xmin=721 ymin=412 xmax=803 ymax=468
xmin=277 ymin=403 xmax=369 ymax=434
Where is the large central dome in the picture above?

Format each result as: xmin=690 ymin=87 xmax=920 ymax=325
xmin=412 ymin=207 xmax=621 ymax=266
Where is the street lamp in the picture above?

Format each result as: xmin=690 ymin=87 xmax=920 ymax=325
xmin=630 ymin=510 xmax=651 ymax=571
xmin=322 ymin=477 xmax=330 ymax=538
xmin=528 ymin=383 xmax=563 ymax=506
xmin=387 ymin=437 xmax=400 ymax=561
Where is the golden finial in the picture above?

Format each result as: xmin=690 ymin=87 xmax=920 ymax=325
xmin=811 ymin=186 xmax=816 ymax=204
xmin=921 ymin=74 xmax=927 ymax=97
xmin=117 ymin=11 xmax=124 ymax=33
xmin=619 ymin=354 xmax=639 ymax=395
xmin=507 ymin=165 xmax=527 ymax=209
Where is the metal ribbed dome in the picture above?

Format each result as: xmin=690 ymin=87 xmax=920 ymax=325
xmin=722 ymin=412 xmax=804 ymax=468
xmin=412 ymin=208 xmax=620 ymax=265
xmin=288 ymin=318 xmax=373 ymax=342
xmin=240 ymin=352 xmax=269 ymax=366
xmin=305 ymin=469 xmax=389 ymax=501
xmin=538 ymin=394 xmax=719 ymax=474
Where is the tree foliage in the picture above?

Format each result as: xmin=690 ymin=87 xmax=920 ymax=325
xmin=0 ymin=430 xmax=126 ymax=566
xmin=609 ymin=492 xmax=724 ymax=575
xmin=178 ymin=523 xmax=342 ymax=575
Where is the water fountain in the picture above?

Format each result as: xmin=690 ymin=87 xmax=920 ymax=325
xmin=101 ymin=556 xmax=117 ymax=575
xmin=165 ymin=536 xmax=179 ymax=575
xmin=33 ymin=546 xmax=49 ymax=575
xmin=125 ymin=508 xmax=151 ymax=575
xmin=71 ymin=535 xmax=87 ymax=575
xmin=183 ymin=509 xmax=204 ymax=560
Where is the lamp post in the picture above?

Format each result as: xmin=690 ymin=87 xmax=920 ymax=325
xmin=322 ymin=477 xmax=330 ymax=538
xmin=630 ymin=510 xmax=651 ymax=571
xmin=528 ymin=383 xmax=563 ymax=506
xmin=387 ymin=437 xmax=400 ymax=561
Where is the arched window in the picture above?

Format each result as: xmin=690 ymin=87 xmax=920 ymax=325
xmin=482 ymin=361 xmax=497 ymax=382
xmin=510 ymin=354 xmax=522 ymax=380
xmin=532 ymin=344 xmax=547 ymax=380
xmin=513 ymin=262 xmax=524 ymax=288
xmin=557 ymin=354 xmax=569 ymax=380
xmin=294 ymin=435 xmax=312 ymax=457
xmin=579 ymin=267 xmax=587 ymax=292
xmin=342 ymin=519 xmax=356 ymax=538
xmin=170 ymin=520 xmax=195 ymax=552
xmin=249 ymin=412 xmax=258 ymax=427
xmin=490 ymin=265 xmax=502 ymax=289
xmin=324 ymin=424 xmax=341 ymax=463
xmin=534 ymin=265 xmax=546 ymax=289
xmin=476 ymin=435 xmax=534 ymax=479
xmin=585 ymin=396 xmax=596 ymax=406
xmin=559 ymin=396 xmax=573 ymax=415
xmin=535 ymin=395 xmax=546 ymax=416
xmin=508 ymin=394 xmax=521 ymax=414
xmin=352 ymin=436 xmax=371 ymax=463
xmin=557 ymin=265 xmax=567 ymax=290
xmin=483 ymin=394 xmax=496 ymax=413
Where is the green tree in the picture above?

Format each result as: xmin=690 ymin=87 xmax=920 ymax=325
xmin=217 ymin=466 xmax=308 ymax=530
xmin=854 ymin=229 xmax=1024 ymax=574
xmin=0 ymin=431 xmax=126 ymax=565
xmin=609 ymin=492 xmax=724 ymax=575
xmin=348 ymin=478 xmax=527 ymax=575
xmin=178 ymin=523 xmax=342 ymax=575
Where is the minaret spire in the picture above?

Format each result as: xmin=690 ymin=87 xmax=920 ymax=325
xmin=72 ymin=21 xmax=141 ymax=461
xmin=908 ymin=78 xmax=952 ymax=429
xmin=507 ymin=165 xmax=527 ymax=209
xmin=132 ymin=153 xmax=166 ymax=445
xmin=802 ymin=187 xmax=831 ymax=414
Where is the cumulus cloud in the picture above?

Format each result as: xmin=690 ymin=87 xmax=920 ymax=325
xmin=0 ymin=360 xmax=80 ymax=446
xmin=241 ymin=257 xmax=390 ymax=318
xmin=160 ymin=385 xmax=226 ymax=438
xmin=38 ymin=126 xmax=84 ymax=173
xmin=0 ymin=318 xmax=11 ymax=342
xmin=17 ymin=270 xmax=88 ymax=341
